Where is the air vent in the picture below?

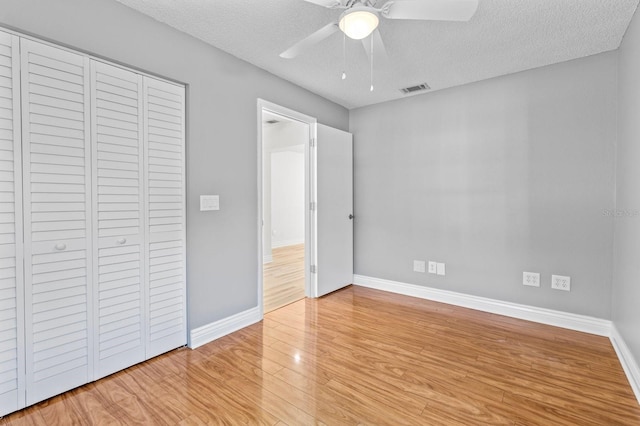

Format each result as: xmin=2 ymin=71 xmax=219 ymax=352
xmin=400 ymin=83 xmax=431 ymax=95
xmin=265 ymin=119 xmax=279 ymax=124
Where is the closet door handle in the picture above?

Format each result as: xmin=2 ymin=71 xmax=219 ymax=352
xmin=116 ymin=238 xmax=127 ymax=245
xmin=54 ymin=243 xmax=66 ymax=251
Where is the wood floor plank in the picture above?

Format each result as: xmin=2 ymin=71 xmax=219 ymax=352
xmin=225 ymin=376 xmax=320 ymax=426
xmin=264 ymin=244 xmax=305 ymax=313
xmin=34 ymin=383 xmax=122 ymax=426
xmin=3 ymin=285 xmax=640 ymax=425
xmin=0 ymin=406 xmax=48 ymax=426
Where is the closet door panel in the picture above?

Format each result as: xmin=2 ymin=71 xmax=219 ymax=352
xmin=143 ymin=78 xmax=186 ymax=359
xmin=0 ymin=31 xmax=24 ymax=417
xmin=91 ymin=60 xmax=145 ymax=379
xmin=21 ymin=39 xmax=92 ymax=405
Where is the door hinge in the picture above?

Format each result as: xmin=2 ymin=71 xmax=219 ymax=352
xmin=310 ymin=265 xmax=317 ymax=273
xmin=310 ymin=138 xmax=316 ymax=147
xmin=309 ymin=201 xmax=316 ymax=211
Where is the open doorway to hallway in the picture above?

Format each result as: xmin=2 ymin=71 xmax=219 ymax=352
xmin=262 ymin=111 xmax=308 ymax=313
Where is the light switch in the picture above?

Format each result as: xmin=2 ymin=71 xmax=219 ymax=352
xmin=436 ymin=263 xmax=446 ymax=276
xmin=200 ymin=195 xmax=220 ymax=211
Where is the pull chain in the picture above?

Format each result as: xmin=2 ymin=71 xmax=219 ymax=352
xmin=341 ymin=32 xmax=347 ymax=80
xmin=370 ymin=35 xmax=374 ymax=91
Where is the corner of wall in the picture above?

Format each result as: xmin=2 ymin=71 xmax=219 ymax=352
xmin=611 ymin=324 xmax=640 ymax=404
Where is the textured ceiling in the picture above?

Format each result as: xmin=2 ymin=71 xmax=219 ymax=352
xmin=113 ymin=0 xmax=639 ymax=109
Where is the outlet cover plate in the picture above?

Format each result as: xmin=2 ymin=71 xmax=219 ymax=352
xmin=523 ymin=272 xmax=540 ymax=287
xmin=413 ymin=260 xmax=426 ymax=273
xmin=428 ymin=261 xmax=437 ymax=274
xmin=552 ymin=275 xmax=571 ymax=291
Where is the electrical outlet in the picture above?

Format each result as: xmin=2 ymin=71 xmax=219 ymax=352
xmin=523 ymin=272 xmax=540 ymax=287
xmin=436 ymin=263 xmax=445 ymax=276
xmin=551 ymin=275 xmax=571 ymax=291
xmin=428 ymin=261 xmax=437 ymax=274
xmin=413 ymin=260 xmax=426 ymax=273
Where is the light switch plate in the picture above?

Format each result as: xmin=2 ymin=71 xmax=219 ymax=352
xmin=436 ymin=263 xmax=446 ymax=276
xmin=200 ymin=195 xmax=220 ymax=211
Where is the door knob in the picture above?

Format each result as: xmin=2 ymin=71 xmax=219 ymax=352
xmin=348 ymin=214 xmax=354 ymax=220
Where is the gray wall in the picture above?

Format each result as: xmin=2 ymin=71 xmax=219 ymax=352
xmin=613 ymin=8 xmax=640 ymax=365
xmin=0 ymin=0 xmax=348 ymax=330
xmin=350 ymin=52 xmax=618 ymax=318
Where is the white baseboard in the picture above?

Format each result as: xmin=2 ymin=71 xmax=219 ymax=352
xmin=271 ymin=238 xmax=304 ymax=249
xmin=189 ymin=306 xmax=262 ymax=349
xmin=353 ymin=275 xmax=611 ymax=336
xmin=263 ymin=254 xmax=273 ymax=264
xmin=610 ymin=325 xmax=640 ymax=404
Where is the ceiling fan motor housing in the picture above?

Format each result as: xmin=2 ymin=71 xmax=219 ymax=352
xmin=339 ymin=5 xmax=380 ymax=40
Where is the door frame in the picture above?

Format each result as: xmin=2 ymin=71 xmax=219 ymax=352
xmin=257 ymin=99 xmax=317 ymax=318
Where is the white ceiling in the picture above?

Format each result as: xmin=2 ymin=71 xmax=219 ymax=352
xmin=114 ymin=0 xmax=639 ymax=109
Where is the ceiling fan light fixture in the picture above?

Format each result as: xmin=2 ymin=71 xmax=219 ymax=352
xmin=339 ymin=8 xmax=379 ymax=40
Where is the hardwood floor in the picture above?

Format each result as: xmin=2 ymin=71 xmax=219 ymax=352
xmin=3 ymin=285 xmax=640 ymax=425
xmin=263 ymin=244 xmax=305 ymax=313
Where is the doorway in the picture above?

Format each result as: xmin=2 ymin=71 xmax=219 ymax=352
xmin=263 ymin=112 xmax=306 ymax=312
xmin=257 ymin=100 xmax=316 ymax=316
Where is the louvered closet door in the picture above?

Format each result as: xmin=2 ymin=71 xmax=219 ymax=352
xmin=91 ymin=60 xmax=145 ymax=378
xmin=21 ymin=39 xmax=93 ymax=405
xmin=143 ymin=77 xmax=186 ymax=358
xmin=0 ymin=31 xmax=24 ymax=416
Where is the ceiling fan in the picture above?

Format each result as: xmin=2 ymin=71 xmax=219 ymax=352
xmin=280 ymin=0 xmax=479 ymax=60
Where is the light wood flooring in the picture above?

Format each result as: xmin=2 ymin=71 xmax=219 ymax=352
xmin=3 ymin=285 xmax=640 ymax=425
xmin=263 ymin=244 xmax=305 ymax=313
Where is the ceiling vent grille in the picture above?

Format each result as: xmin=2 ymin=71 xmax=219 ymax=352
xmin=400 ymin=83 xmax=431 ymax=95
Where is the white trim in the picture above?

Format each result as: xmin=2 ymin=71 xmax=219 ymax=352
xmin=263 ymin=255 xmax=273 ymax=264
xmin=353 ymin=275 xmax=611 ymax=336
xmin=610 ymin=325 xmax=640 ymax=404
xmin=271 ymin=238 xmax=305 ymax=249
xmin=189 ymin=306 xmax=262 ymax=349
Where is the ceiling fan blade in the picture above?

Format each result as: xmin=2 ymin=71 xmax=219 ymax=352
xmin=383 ymin=0 xmax=479 ymax=22
xmin=302 ymin=0 xmax=344 ymax=8
xmin=361 ymin=29 xmax=388 ymax=67
xmin=280 ymin=22 xmax=340 ymax=59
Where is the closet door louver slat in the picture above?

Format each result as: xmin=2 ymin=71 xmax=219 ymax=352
xmin=0 ymin=30 xmax=24 ymax=417
xmin=143 ymin=78 xmax=186 ymax=358
xmin=21 ymin=39 xmax=93 ymax=406
xmin=91 ymin=61 xmax=145 ymax=378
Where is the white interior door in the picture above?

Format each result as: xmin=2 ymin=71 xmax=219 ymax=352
xmin=143 ymin=76 xmax=186 ymax=359
xmin=0 ymin=30 xmax=24 ymax=416
xmin=21 ymin=39 xmax=93 ymax=405
xmin=91 ymin=60 xmax=146 ymax=379
xmin=316 ymin=124 xmax=353 ymax=297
